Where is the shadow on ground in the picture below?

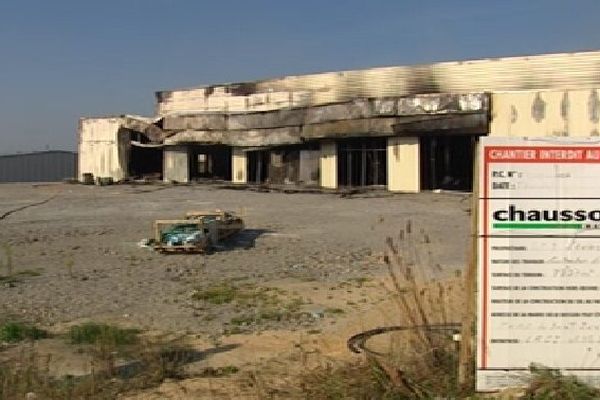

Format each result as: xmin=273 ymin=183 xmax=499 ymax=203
xmin=117 ymin=343 xmax=241 ymax=379
xmin=215 ymin=229 xmax=272 ymax=251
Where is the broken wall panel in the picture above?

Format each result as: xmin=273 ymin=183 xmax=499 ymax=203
xmin=122 ymin=116 xmax=166 ymax=143
xmin=228 ymin=127 xmax=302 ymax=147
xmin=393 ymin=113 xmax=489 ymax=135
xmin=164 ymin=127 xmax=303 ymax=147
xmin=164 ymin=130 xmax=226 ymax=145
xmin=396 ymin=93 xmax=488 ymax=115
xmin=372 ymin=98 xmax=398 ymax=116
xmin=301 ymin=118 xmax=399 ymax=139
xmin=157 ymin=94 xmax=490 ymax=149
xmin=304 ymin=99 xmax=373 ymax=124
xmin=162 ymin=114 xmax=227 ymax=130
xmin=228 ymin=109 xmax=307 ymax=130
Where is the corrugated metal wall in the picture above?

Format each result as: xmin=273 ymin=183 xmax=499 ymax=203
xmin=0 ymin=151 xmax=77 ymax=182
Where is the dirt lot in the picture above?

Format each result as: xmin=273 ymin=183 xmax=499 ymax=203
xmin=0 ymin=183 xmax=470 ymax=398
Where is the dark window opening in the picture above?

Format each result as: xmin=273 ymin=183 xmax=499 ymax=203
xmin=247 ymin=150 xmax=270 ymax=184
xmin=337 ymin=138 xmax=387 ymax=187
xmin=197 ymin=154 xmax=210 ymax=174
xmin=420 ymin=135 xmax=476 ymax=191
xmin=247 ymin=143 xmax=320 ymax=185
xmin=189 ymin=145 xmax=231 ymax=181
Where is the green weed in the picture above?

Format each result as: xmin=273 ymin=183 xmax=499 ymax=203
xmin=192 ymin=282 xmax=239 ymax=304
xmin=2 ymin=243 xmax=13 ymax=277
xmin=68 ymin=323 xmax=139 ymax=346
xmin=525 ymin=364 xmax=600 ymax=399
xmin=0 ymin=322 xmax=47 ymax=343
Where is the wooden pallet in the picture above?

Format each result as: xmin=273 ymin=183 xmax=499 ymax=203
xmin=154 ymin=245 xmax=206 ymax=254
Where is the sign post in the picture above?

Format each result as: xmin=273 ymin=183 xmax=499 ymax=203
xmin=477 ymin=136 xmax=600 ymax=391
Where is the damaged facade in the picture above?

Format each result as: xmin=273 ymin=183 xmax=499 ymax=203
xmin=79 ymin=50 xmax=600 ymax=192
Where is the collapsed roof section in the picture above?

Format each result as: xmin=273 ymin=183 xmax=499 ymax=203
xmin=120 ymin=115 xmax=170 ymax=143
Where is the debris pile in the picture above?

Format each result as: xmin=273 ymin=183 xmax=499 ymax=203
xmin=152 ymin=210 xmax=244 ymax=253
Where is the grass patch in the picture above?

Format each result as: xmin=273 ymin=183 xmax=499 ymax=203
xmin=223 ymin=326 xmax=245 ymax=335
xmin=2 ymin=243 xmax=13 ymax=276
xmin=192 ymin=282 xmax=287 ymax=307
xmin=525 ymin=364 xmax=600 ymax=399
xmin=68 ymin=322 xmax=139 ymax=346
xmin=230 ymin=307 xmax=292 ymax=326
xmin=192 ymin=282 xmax=239 ymax=304
xmin=349 ymin=276 xmax=371 ymax=287
xmin=0 ymin=322 xmax=47 ymax=343
xmin=324 ymin=307 xmax=345 ymax=315
xmin=0 ymin=275 xmax=19 ymax=285
xmin=229 ymin=296 xmax=306 ymax=328
xmin=297 ymin=361 xmax=407 ymax=399
xmin=193 ymin=282 xmax=312 ymax=330
xmin=0 ymin=269 xmax=42 ymax=285
xmin=198 ymin=365 xmax=239 ymax=377
xmin=0 ymin=341 xmax=198 ymax=399
xmin=17 ymin=269 xmax=42 ymax=277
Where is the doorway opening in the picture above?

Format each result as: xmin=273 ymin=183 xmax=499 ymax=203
xmin=129 ymin=144 xmax=163 ymax=180
xmin=247 ymin=150 xmax=270 ymax=184
xmin=420 ymin=135 xmax=476 ymax=191
xmin=337 ymin=138 xmax=387 ymax=187
xmin=189 ymin=145 xmax=231 ymax=181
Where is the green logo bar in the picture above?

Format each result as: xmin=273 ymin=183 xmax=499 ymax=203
xmin=493 ymin=223 xmax=584 ymax=229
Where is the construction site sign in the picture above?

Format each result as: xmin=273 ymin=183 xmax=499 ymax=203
xmin=477 ymin=136 xmax=600 ymax=391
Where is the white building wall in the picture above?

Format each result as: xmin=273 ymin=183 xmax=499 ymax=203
xmin=163 ymin=146 xmax=189 ymax=183
xmin=490 ymin=89 xmax=600 ymax=138
xmin=78 ymin=117 xmax=127 ymax=181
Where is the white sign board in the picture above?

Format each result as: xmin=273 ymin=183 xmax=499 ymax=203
xmin=477 ymin=136 xmax=600 ymax=391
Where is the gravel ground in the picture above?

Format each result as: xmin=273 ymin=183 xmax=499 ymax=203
xmin=0 ymin=183 xmax=470 ymax=334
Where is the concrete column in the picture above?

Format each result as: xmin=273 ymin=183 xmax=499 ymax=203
xmin=163 ymin=146 xmax=189 ymax=183
xmin=232 ymin=147 xmax=247 ymax=183
xmin=387 ymin=136 xmax=420 ymax=192
xmin=320 ymin=141 xmax=337 ymax=189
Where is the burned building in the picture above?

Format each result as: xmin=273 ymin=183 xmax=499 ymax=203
xmin=79 ymin=50 xmax=600 ymax=192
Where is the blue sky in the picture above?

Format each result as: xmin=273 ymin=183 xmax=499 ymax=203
xmin=1 ymin=0 xmax=599 ymax=153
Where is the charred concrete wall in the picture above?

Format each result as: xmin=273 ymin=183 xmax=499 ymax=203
xmin=156 ymin=50 xmax=600 ymax=116
xmin=161 ymin=93 xmax=489 ymax=148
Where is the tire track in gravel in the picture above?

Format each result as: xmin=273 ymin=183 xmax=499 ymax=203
xmin=0 ymin=196 xmax=57 ymax=221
